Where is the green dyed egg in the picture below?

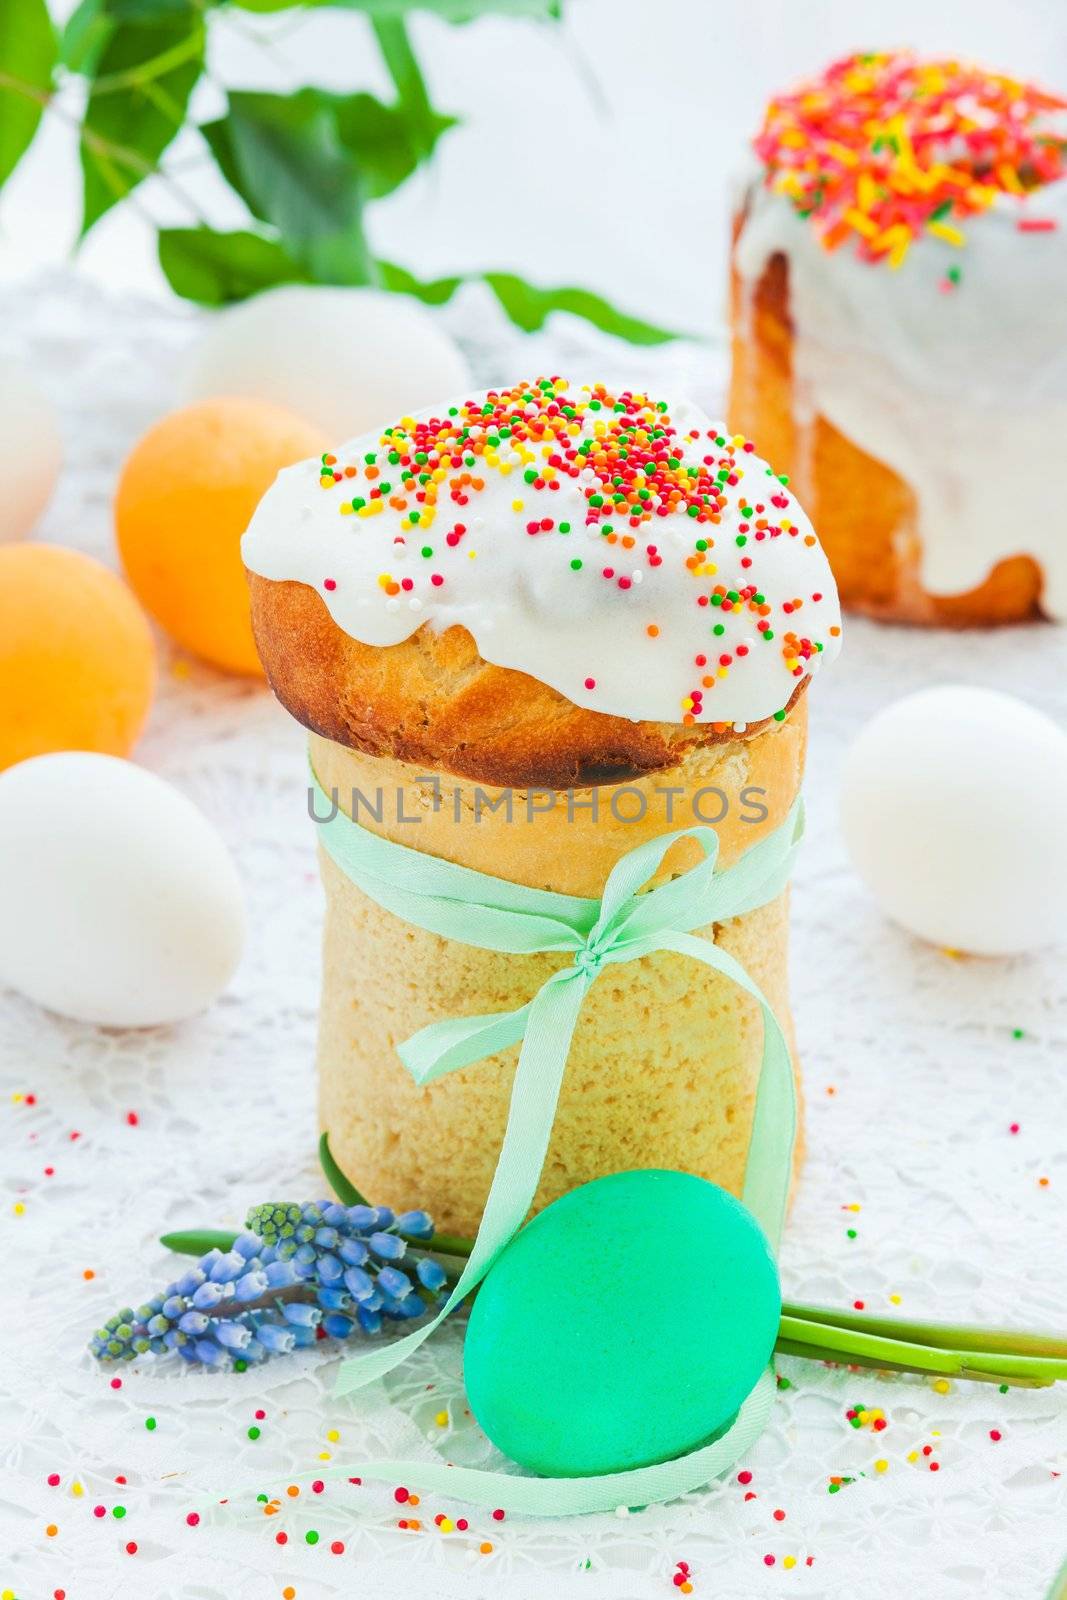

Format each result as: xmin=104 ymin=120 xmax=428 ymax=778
xmin=463 ymin=1168 xmax=780 ymax=1477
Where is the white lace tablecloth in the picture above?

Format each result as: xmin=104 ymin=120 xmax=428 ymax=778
xmin=2 ymin=274 xmax=1066 ymax=1600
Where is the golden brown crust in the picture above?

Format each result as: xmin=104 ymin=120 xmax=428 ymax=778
xmin=727 ymin=216 xmax=1044 ymax=627
xmin=249 ymin=571 xmax=808 ymax=789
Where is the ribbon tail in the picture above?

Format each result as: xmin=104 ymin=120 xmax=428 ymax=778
xmin=398 ymin=1003 xmax=533 ymax=1086
xmin=335 ymin=969 xmax=590 ymax=1397
xmin=656 ymin=931 xmax=796 ymax=1255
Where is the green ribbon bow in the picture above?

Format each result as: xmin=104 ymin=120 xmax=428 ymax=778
xmin=311 ymin=769 xmax=802 ymax=1514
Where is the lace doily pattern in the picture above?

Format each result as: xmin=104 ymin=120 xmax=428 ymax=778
xmin=1 ymin=275 xmax=1066 ymax=1600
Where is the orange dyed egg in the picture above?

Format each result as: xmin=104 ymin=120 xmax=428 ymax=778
xmin=115 ymin=399 xmax=323 ymax=676
xmin=0 ymin=544 xmax=156 ymax=772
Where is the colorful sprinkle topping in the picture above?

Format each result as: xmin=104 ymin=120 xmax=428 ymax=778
xmin=245 ymin=380 xmax=842 ymax=727
xmin=754 ymin=52 xmax=1067 ymax=266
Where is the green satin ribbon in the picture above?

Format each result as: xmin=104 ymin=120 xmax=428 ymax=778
xmin=311 ymin=769 xmax=802 ymax=1514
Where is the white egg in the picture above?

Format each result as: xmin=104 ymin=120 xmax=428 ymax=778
xmin=0 ymin=753 xmax=246 ymax=1026
xmin=841 ymin=685 xmax=1067 ymax=956
xmin=182 ymin=285 xmax=471 ymax=439
xmin=0 ymin=357 xmax=61 ymax=541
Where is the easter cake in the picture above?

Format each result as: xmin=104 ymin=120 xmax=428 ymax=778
xmin=243 ymin=379 xmax=841 ymax=1235
xmin=728 ymin=52 xmax=1067 ymax=625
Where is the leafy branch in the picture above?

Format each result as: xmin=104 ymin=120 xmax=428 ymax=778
xmin=0 ymin=0 xmax=680 ymax=344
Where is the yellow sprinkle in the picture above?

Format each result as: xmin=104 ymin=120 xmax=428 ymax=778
xmin=907 ymin=1450 xmax=919 ymax=1463
xmin=717 ymin=666 xmax=729 ymax=679
xmin=71 ymin=1481 xmax=83 ymax=1498
xmin=825 ymin=139 xmax=859 ymax=167
xmin=318 ymin=1451 xmax=331 ymax=1461
xmin=783 ymin=1555 xmax=797 ymax=1570
xmin=11 ymin=1092 xmax=23 ymax=1103
xmin=844 ymin=1203 xmax=861 ymax=1212
xmin=889 ymin=1293 xmax=901 ymax=1305
xmin=875 ymin=1458 xmax=889 ymax=1474
xmin=439 ymin=1517 xmax=455 ymax=1533
xmin=468 ymin=550 xmax=477 ymax=560
xmin=340 ymin=502 xmax=354 ymax=515
xmin=996 ymin=162 xmax=1024 ymax=196
xmin=13 ymin=1202 xmax=25 ymax=1216
xmin=927 ymin=221 xmax=964 ymax=247
xmin=511 ymin=499 xmax=523 ymax=512
xmin=941 ymin=946 xmax=962 ymax=959
xmin=326 ymin=1429 xmax=340 ymax=1443
xmin=434 ymin=1411 xmax=448 ymax=1427
xmin=933 ymin=1378 xmax=952 ymax=1395
xmin=857 ymin=172 xmax=878 ymax=212
xmin=845 ymin=207 xmax=879 ymax=240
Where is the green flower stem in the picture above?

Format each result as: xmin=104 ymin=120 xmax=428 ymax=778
xmin=773 ymin=1337 xmax=1055 ymax=1389
xmin=785 ymin=1300 xmax=1067 ymax=1360
xmin=779 ymin=1313 xmax=1067 ymax=1385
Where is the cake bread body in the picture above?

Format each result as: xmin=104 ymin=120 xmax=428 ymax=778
xmin=729 ymin=52 xmax=1067 ymax=626
xmin=243 ymin=379 xmax=841 ymax=1233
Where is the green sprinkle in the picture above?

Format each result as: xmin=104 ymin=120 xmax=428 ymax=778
xmin=1012 ymin=1027 xmax=1025 ymax=1039
xmin=736 ymin=535 xmax=747 ymax=546
xmin=145 ymin=1416 xmax=156 ymax=1432
xmin=113 ymin=1506 xmax=126 ymax=1519
xmin=306 ymin=1530 xmax=320 ymax=1546
xmin=589 ymin=494 xmax=604 ymax=507
xmin=248 ymin=1426 xmax=261 ymax=1441
xmin=421 ymin=546 xmax=433 ymax=558
xmin=846 ymin=1227 xmax=857 ymax=1239
xmin=570 ymin=558 xmax=583 ymax=571
xmin=234 ymin=1359 xmax=247 ymax=1372
xmin=524 ymin=469 xmax=538 ymax=484
xmin=257 ymin=1493 xmax=268 ymax=1503
xmin=559 ymin=522 xmax=571 ymax=534
xmin=773 ymin=709 xmax=787 ymax=722
xmin=763 ymin=630 xmax=775 ymax=641
xmin=713 ymin=623 xmax=725 ymax=636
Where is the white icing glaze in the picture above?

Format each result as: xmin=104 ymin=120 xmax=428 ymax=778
xmin=735 ymin=168 xmax=1067 ymax=617
xmin=242 ymin=382 xmax=841 ymax=727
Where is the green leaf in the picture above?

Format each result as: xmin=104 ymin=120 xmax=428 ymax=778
xmin=318 ymin=1131 xmax=368 ymax=1206
xmin=485 ymin=272 xmax=682 ymax=345
xmin=378 ymin=260 xmax=682 ymax=344
xmin=159 ymin=227 xmax=309 ymax=304
xmin=0 ymin=0 xmax=57 ymax=191
xmin=370 ymin=16 xmax=455 ymax=162
xmin=377 ymin=258 xmax=464 ymax=304
xmin=160 ymin=1227 xmax=239 ymax=1256
xmin=80 ymin=11 xmax=204 ymax=236
xmin=60 ymin=0 xmax=114 ymax=75
xmin=334 ymin=92 xmax=455 ymax=199
xmin=103 ymin=0 xmax=202 ymax=17
xmin=222 ymin=89 xmax=375 ymax=283
xmin=230 ymin=0 xmax=561 ymax=16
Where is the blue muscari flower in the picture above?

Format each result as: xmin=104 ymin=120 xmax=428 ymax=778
xmin=416 ymin=1257 xmax=447 ymax=1293
xmin=395 ymin=1210 xmax=433 ymax=1240
xmin=369 ymin=1231 xmax=405 ymax=1262
xmin=377 ymin=1265 xmax=413 ymax=1301
xmin=89 ymin=1196 xmax=451 ymax=1372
